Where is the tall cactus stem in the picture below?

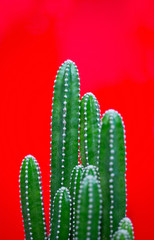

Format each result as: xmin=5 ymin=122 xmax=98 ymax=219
xmin=19 ymin=155 xmax=47 ymax=240
xmin=50 ymin=60 xmax=80 ymax=215
xmin=99 ymin=109 xmax=126 ymax=239
xmin=80 ymin=92 xmax=101 ymax=167
xmin=118 ymin=217 xmax=134 ymax=240
xmin=75 ymin=175 xmax=102 ymax=240
xmin=50 ymin=187 xmax=71 ymax=240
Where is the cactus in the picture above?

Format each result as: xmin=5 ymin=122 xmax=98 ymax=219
xmin=113 ymin=229 xmax=131 ymax=240
xmin=50 ymin=187 xmax=71 ymax=240
xmin=82 ymin=164 xmax=100 ymax=180
xmin=69 ymin=165 xmax=84 ymax=239
xmin=99 ymin=109 xmax=126 ymax=239
xmin=50 ymin=59 xmax=80 ymax=213
xmin=75 ymin=175 xmax=102 ymax=240
xmin=19 ymin=60 xmax=134 ymax=240
xmin=118 ymin=217 xmax=134 ymax=240
xmin=80 ymin=93 xmax=101 ymax=167
xmin=19 ymin=155 xmax=47 ymax=240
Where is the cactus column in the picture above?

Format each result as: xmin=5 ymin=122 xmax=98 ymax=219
xmin=80 ymin=92 xmax=101 ymax=167
xmin=75 ymin=175 xmax=102 ymax=240
xmin=50 ymin=60 xmax=80 ymax=215
xmin=69 ymin=165 xmax=84 ymax=239
xmin=99 ymin=109 xmax=126 ymax=239
xmin=50 ymin=187 xmax=71 ymax=240
xmin=118 ymin=217 xmax=134 ymax=240
xmin=19 ymin=155 xmax=47 ymax=240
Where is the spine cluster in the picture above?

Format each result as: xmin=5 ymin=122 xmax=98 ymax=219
xmin=19 ymin=60 xmax=134 ymax=240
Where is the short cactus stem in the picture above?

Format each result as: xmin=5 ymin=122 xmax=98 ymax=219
xmin=69 ymin=165 xmax=84 ymax=239
xmin=113 ymin=229 xmax=131 ymax=240
xmin=99 ymin=109 xmax=126 ymax=239
xmin=19 ymin=155 xmax=47 ymax=240
xmin=50 ymin=60 xmax=80 ymax=214
xmin=80 ymin=92 xmax=101 ymax=167
xmin=50 ymin=187 xmax=71 ymax=240
xmin=82 ymin=164 xmax=100 ymax=181
xmin=75 ymin=175 xmax=102 ymax=240
xmin=118 ymin=217 xmax=134 ymax=240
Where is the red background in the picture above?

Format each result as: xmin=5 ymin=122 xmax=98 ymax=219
xmin=0 ymin=0 xmax=154 ymax=239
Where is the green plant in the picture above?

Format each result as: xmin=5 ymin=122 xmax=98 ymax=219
xmin=19 ymin=59 xmax=134 ymax=240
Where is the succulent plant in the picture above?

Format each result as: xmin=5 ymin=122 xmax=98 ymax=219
xmin=113 ymin=229 xmax=131 ymax=240
xmin=69 ymin=165 xmax=84 ymax=239
xmin=82 ymin=164 xmax=100 ymax=180
xmin=50 ymin=59 xmax=80 ymax=215
xmin=19 ymin=155 xmax=47 ymax=240
xmin=99 ymin=109 xmax=126 ymax=239
xmin=19 ymin=60 xmax=134 ymax=240
xmin=50 ymin=187 xmax=71 ymax=240
xmin=118 ymin=217 xmax=134 ymax=240
xmin=80 ymin=92 xmax=101 ymax=167
xmin=75 ymin=175 xmax=102 ymax=240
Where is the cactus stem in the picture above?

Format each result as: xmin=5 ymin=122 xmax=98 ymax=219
xmin=75 ymin=175 xmax=102 ymax=240
xmin=19 ymin=155 xmax=47 ymax=240
xmin=69 ymin=165 xmax=84 ymax=239
xmin=118 ymin=217 xmax=134 ymax=240
xmin=50 ymin=187 xmax=71 ymax=240
xmin=100 ymin=109 xmax=126 ymax=239
xmin=113 ymin=229 xmax=131 ymax=240
xmin=80 ymin=93 xmax=101 ymax=167
xmin=50 ymin=60 xmax=80 ymax=218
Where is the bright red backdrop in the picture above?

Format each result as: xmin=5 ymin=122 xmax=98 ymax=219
xmin=0 ymin=0 xmax=154 ymax=239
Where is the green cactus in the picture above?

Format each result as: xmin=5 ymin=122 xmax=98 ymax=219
xmin=50 ymin=187 xmax=71 ymax=240
xmin=80 ymin=92 xmax=101 ymax=167
xmin=19 ymin=60 xmax=134 ymax=240
xmin=113 ymin=229 xmax=131 ymax=240
xmin=19 ymin=155 xmax=47 ymax=240
xmin=75 ymin=175 xmax=102 ymax=240
xmin=82 ymin=164 xmax=100 ymax=180
xmin=99 ymin=109 xmax=126 ymax=239
xmin=118 ymin=217 xmax=134 ymax=240
xmin=50 ymin=59 xmax=80 ymax=213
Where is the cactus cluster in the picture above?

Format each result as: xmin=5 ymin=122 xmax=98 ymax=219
xmin=19 ymin=60 xmax=134 ymax=240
